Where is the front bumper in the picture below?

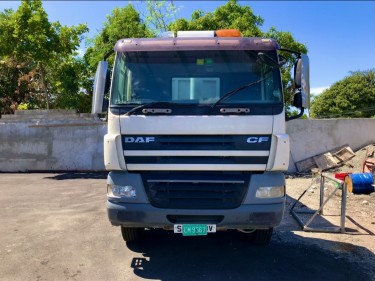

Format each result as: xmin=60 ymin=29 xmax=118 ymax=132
xmin=107 ymin=200 xmax=285 ymax=229
xmin=107 ymin=171 xmax=286 ymax=229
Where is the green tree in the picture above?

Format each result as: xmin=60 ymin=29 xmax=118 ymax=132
xmin=310 ymin=70 xmax=375 ymax=118
xmin=0 ymin=0 xmax=88 ymax=113
xmin=85 ymin=4 xmax=152 ymax=71
xmin=0 ymin=59 xmax=28 ymax=114
xmin=142 ymin=0 xmax=179 ymax=36
xmin=169 ymin=0 xmax=307 ymax=109
xmin=0 ymin=9 xmax=31 ymax=113
xmin=49 ymin=57 xmax=92 ymax=113
xmin=170 ymin=0 xmax=264 ymax=36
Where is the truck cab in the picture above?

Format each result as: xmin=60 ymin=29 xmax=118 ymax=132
xmin=93 ymin=30 xmax=310 ymax=244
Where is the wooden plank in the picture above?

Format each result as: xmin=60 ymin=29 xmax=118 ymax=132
xmin=363 ymin=157 xmax=375 ymax=173
xmin=313 ymin=152 xmax=339 ymax=170
xmin=295 ymin=145 xmax=355 ymax=173
xmin=295 ymin=157 xmax=317 ymax=172
xmin=333 ymin=146 xmax=355 ymax=163
xmin=366 ymin=146 xmax=375 ymax=157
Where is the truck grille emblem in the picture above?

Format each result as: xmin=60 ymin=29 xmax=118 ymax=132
xmin=125 ymin=137 xmax=155 ymax=143
xmin=246 ymin=137 xmax=269 ymax=143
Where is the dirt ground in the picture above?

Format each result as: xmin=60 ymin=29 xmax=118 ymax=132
xmin=1 ymin=146 xmax=375 ymax=280
xmin=284 ymin=144 xmax=375 ymax=274
xmin=1 ymin=173 xmax=375 ymax=281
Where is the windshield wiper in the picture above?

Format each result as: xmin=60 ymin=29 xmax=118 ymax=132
xmin=208 ymin=78 xmax=267 ymax=113
xmin=125 ymin=101 xmax=176 ymax=116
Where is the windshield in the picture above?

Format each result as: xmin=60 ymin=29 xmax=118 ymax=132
xmin=110 ymin=50 xmax=282 ymax=107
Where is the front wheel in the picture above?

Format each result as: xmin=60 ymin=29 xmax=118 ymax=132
xmin=252 ymin=228 xmax=273 ymax=245
xmin=121 ymin=227 xmax=144 ymax=242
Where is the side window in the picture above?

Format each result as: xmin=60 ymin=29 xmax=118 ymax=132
xmin=111 ymin=54 xmax=131 ymax=104
xmin=264 ymin=70 xmax=274 ymax=101
xmin=263 ymin=68 xmax=281 ymax=102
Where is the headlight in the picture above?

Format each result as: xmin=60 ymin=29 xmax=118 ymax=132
xmin=255 ymin=186 xmax=284 ymax=198
xmin=108 ymin=184 xmax=136 ymax=198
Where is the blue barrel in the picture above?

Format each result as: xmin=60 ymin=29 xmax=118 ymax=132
xmin=345 ymin=173 xmax=374 ymax=194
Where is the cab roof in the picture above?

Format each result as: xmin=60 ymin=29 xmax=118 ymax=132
xmin=114 ymin=37 xmax=280 ymax=53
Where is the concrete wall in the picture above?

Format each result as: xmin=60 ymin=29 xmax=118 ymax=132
xmin=1 ymin=111 xmax=375 ymax=172
xmin=0 ymin=110 xmax=106 ymax=172
xmin=287 ymin=119 xmax=375 ymax=172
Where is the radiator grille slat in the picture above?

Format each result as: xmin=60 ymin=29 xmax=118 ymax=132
xmin=142 ymin=173 xmax=249 ymax=209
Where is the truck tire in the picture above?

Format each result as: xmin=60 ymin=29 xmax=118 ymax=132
xmin=252 ymin=228 xmax=273 ymax=245
xmin=121 ymin=227 xmax=144 ymax=242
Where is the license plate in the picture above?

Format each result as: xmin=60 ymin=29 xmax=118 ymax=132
xmin=174 ymin=224 xmax=216 ymax=236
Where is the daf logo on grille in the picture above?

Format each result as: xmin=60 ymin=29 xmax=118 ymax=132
xmin=125 ymin=137 xmax=155 ymax=143
xmin=247 ymin=137 xmax=269 ymax=143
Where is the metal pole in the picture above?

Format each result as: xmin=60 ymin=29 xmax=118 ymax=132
xmin=340 ymin=182 xmax=347 ymax=233
xmin=290 ymin=174 xmax=347 ymax=233
xmin=304 ymin=183 xmax=339 ymax=228
xmin=319 ymin=174 xmax=325 ymax=215
xmin=290 ymin=209 xmax=305 ymax=229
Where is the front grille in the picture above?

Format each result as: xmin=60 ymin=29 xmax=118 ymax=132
xmin=142 ymin=172 xmax=249 ymax=209
xmin=123 ymin=135 xmax=271 ymax=151
xmin=126 ymin=156 xmax=267 ymax=165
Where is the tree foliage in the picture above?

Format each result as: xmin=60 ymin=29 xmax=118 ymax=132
xmin=84 ymin=4 xmax=152 ymax=71
xmin=142 ymin=0 xmax=178 ymax=36
xmin=310 ymin=70 xmax=375 ymax=118
xmin=170 ymin=0 xmax=263 ymax=37
xmin=0 ymin=60 xmax=26 ymax=114
xmin=0 ymin=0 xmax=88 ymax=113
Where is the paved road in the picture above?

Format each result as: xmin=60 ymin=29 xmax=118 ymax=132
xmin=0 ymin=173 xmax=373 ymax=281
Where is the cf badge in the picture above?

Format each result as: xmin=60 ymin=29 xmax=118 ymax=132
xmin=247 ymin=137 xmax=269 ymax=143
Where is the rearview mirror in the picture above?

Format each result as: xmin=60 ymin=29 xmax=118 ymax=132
xmin=292 ymin=92 xmax=303 ymax=108
xmin=293 ymin=54 xmax=310 ymax=109
xmin=91 ymin=61 xmax=108 ymax=114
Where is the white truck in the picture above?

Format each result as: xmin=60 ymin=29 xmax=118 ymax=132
xmin=92 ymin=29 xmax=310 ymax=245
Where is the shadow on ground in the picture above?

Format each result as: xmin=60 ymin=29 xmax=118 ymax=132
xmin=44 ymin=172 xmax=107 ymax=180
xmin=126 ymin=229 xmax=374 ymax=281
xmin=125 ymin=194 xmax=374 ymax=281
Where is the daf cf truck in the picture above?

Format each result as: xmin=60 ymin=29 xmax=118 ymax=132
xmin=92 ymin=29 xmax=310 ymax=245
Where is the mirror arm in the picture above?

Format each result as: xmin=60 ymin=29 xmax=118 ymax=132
xmin=286 ymin=108 xmax=304 ymax=122
xmin=278 ymin=48 xmax=302 ymax=57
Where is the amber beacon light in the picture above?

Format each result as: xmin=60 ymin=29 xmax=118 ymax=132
xmin=215 ymin=29 xmax=242 ymax=37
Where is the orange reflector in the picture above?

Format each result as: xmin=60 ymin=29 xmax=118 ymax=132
xmin=215 ymin=29 xmax=242 ymax=37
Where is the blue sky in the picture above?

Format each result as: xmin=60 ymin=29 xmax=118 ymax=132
xmin=1 ymin=1 xmax=374 ymax=95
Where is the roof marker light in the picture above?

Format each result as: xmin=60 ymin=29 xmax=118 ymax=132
xmin=215 ymin=29 xmax=242 ymax=37
xmin=177 ymin=31 xmax=215 ymax=38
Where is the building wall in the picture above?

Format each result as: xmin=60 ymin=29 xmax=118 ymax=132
xmin=1 ymin=111 xmax=375 ymax=172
